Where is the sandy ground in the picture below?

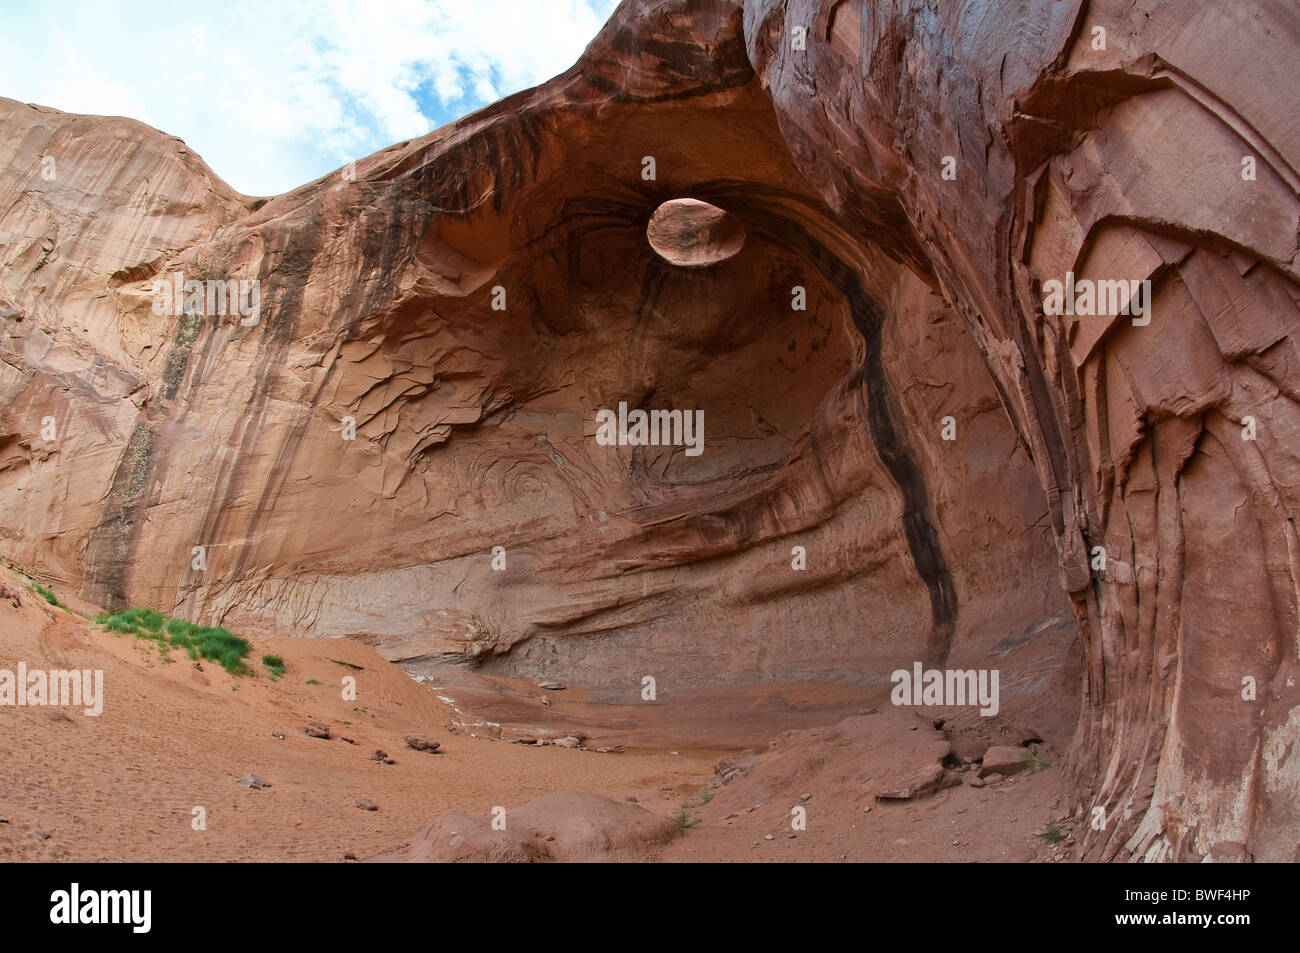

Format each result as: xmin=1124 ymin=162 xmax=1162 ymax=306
xmin=0 ymin=563 xmax=1080 ymax=862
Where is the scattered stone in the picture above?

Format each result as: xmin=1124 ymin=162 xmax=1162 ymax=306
xmin=340 ymin=736 xmax=357 ymax=745
xmin=967 ymin=774 xmax=985 ymax=788
xmin=595 ymin=745 xmax=624 ymax=754
xmin=305 ymin=722 xmax=331 ymax=739
xmin=551 ymin=736 xmax=582 ymax=749
xmin=764 ymin=834 xmax=774 ymax=840
xmin=876 ymin=762 xmax=945 ymax=800
xmin=36 ymin=830 xmax=51 ymax=840
xmin=979 ymin=745 xmax=1032 ymax=777
xmin=404 ymin=734 xmax=440 ymax=753
xmin=799 ymin=792 xmax=812 ymax=801
xmin=862 ymin=805 xmax=872 ymax=813
xmin=369 ymin=749 xmax=387 ymax=761
xmin=342 ymin=852 xmax=357 ymax=861
xmin=537 ymin=681 xmax=566 ymax=691
xmin=236 ymin=773 xmax=271 ymax=789
xmin=355 ymin=798 xmax=379 ymax=812
xmin=983 ymin=772 xmax=1004 ymax=784
xmin=516 ymin=737 xmax=538 ymax=745
xmin=192 ymin=661 xmax=203 ymax=671
xmin=382 ymin=757 xmax=397 ymax=765
xmin=270 ymin=731 xmax=285 ymax=740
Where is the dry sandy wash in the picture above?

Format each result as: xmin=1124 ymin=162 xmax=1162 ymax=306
xmin=1 ymin=0 xmax=1299 ymax=862
xmin=0 ymin=564 xmax=1073 ymax=862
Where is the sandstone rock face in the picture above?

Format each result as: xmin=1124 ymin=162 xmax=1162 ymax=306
xmin=0 ymin=0 xmax=1296 ymax=862
xmin=747 ymin=0 xmax=1300 ymax=859
xmin=0 ymin=1 xmax=1063 ymax=694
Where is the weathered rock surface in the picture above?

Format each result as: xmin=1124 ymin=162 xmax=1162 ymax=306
xmin=748 ymin=0 xmax=1300 ymax=861
xmin=980 ymin=746 xmax=1033 ymax=779
xmin=1 ymin=0 xmax=1297 ymax=861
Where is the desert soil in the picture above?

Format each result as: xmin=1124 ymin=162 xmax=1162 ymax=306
xmin=0 ymin=564 xmax=1076 ymax=862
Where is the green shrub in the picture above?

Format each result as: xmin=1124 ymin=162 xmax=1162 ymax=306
xmin=98 ymin=607 xmax=250 ymax=676
xmin=31 ymin=583 xmax=67 ymax=610
xmin=262 ymin=654 xmax=285 ymax=679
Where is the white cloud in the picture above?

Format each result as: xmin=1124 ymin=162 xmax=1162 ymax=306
xmin=0 ymin=0 xmax=619 ymax=195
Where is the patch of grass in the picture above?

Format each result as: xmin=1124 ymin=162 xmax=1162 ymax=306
xmin=97 ymin=607 xmax=250 ymax=676
xmin=262 ymin=654 xmax=285 ymax=679
xmin=1026 ymin=753 xmax=1053 ymax=773
xmin=306 ymin=678 xmax=321 ymax=686
xmin=31 ymin=583 xmax=67 ymax=610
xmin=119 ymin=606 xmax=166 ymax=631
xmin=673 ymin=805 xmax=700 ymax=829
xmin=1041 ymin=823 xmax=1065 ymax=844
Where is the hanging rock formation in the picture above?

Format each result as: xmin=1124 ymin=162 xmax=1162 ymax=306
xmin=0 ymin=0 xmax=1296 ymax=860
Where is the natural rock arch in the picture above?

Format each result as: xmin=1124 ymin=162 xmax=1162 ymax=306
xmin=0 ymin=0 xmax=1295 ymax=861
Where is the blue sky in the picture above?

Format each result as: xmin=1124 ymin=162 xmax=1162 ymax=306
xmin=0 ymin=0 xmax=620 ymax=195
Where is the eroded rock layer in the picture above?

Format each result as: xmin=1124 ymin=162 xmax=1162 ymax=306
xmin=0 ymin=0 xmax=1295 ymax=860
